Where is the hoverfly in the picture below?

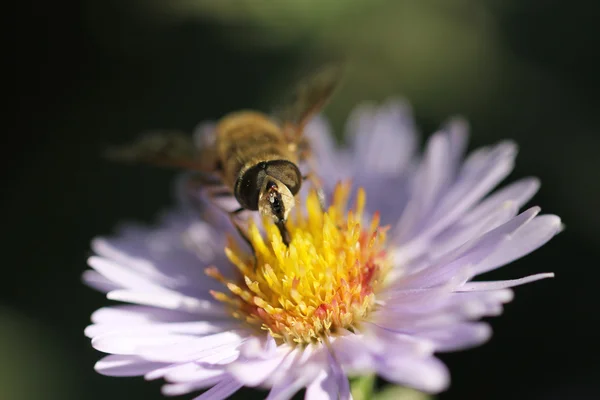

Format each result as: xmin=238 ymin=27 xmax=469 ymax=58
xmin=107 ymin=65 xmax=341 ymax=247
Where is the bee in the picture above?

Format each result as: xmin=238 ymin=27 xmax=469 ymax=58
xmin=107 ymin=65 xmax=341 ymax=247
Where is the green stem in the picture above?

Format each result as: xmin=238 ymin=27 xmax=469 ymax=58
xmin=350 ymin=373 xmax=376 ymax=400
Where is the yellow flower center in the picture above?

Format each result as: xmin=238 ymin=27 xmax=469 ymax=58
xmin=206 ymin=182 xmax=391 ymax=346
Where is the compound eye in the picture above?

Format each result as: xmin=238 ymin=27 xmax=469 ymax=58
xmin=234 ymin=164 xmax=266 ymax=211
xmin=264 ymin=160 xmax=302 ymax=195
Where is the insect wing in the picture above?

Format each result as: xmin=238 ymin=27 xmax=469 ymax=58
xmin=275 ymin=64 xmax=343 ymax=133
xmin=106 ymin=131 xmax=213 ymax=171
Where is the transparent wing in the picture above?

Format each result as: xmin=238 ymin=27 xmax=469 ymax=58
xmin=274 ymin=63 xmax=343 ymax=135
xmin=105 ymin=130 xmax=216 ymax=171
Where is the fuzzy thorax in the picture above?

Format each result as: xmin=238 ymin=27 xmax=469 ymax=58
xmin=207 ymin=182 xmax=391 ymax=345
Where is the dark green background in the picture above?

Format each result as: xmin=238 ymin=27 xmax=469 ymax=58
xmin=6 ymin=1 xmax=599 ymax=399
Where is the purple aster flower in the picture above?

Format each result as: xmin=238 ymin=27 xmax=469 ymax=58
xmin=84 ymin=100 xmax=561 ymax=399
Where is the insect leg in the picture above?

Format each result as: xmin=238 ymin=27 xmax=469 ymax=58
xmin=227 ymin=207 xmax=259 ymax=268
xmin=297 ymin=140 xmax=326 ymax=210
xmin=205 ymin=187 xmax=237 ymax=212
xmin=185 ymin=173 xmax=258 ymax=266
xmin=302 ymin=173 xmax=326 ymax=211
xmin=182 ymin=172 xmax=230 ymax=215
xmin=228 ymin=208 xmax=253 ymax=249
xmin=202 ymin=187 xmax=257 ymax=264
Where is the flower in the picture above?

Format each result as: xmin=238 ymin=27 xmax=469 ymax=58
xmin=84 ymin=100 xmax=561 ymax=399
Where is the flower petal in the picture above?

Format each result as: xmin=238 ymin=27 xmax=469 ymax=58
xmin=161 ymin=375 xmax=242 ymax=398
xmin=92 ymin=332 xmax=198 ymax=355
xmin=428 ymin=201 xmax=519 ymax=261
xmin=398 ymin=207 xmax=541 ymax=289
xmin=163 ymin=364 xmax=228 ymax=383
xmin=266 ymin=373 xmax=316 ymax=400
xmin=416 ymin=141 xmax=518 ymax=242
xmin=304 ymin=369 xmax=334 ymax=400
xmin=329 ymin=333 xmax=375 ymax=373
xmin=106 ymin=289 xmax=222 ymax=315
xmin=461 ymin=177 xmax=540 ymax=226
xmin=82 ymin=270 xmax=121 ymax=293
xmin=394 ymin=131 xmax=452 ymax=241
xmin=190 ymin=378 xmax=244 ymax=400
xmin=90 ymin=305 xmax=196 ymax=325
xmin=85 ymin=320 xmax=235 ymax=339
xmin=162 ymin=381 xmax=213 ymax=397
xmin=363 ymin=328 xmax=435 ymax=360
xmin=472 ymin=215 xmax=563 ymax=276
xmin=376 ymin=355 xmax=449 ymax=394
xmin=228 ymin=347 xmax=293 ymax=387
xmin=326 ymin=351 xmax=351 ymax=400
xmin=420 ymin=322 xmax=492 ymax=351
xmin=137 ymin=331 xmax=245 ymax=363
xmin=443 ymin=117 xmax=469 ymax=172
xmin=350 ymin=100 xmax=417 ymax=176
xmin=94 ymin=354 xmax=166 ymax=377
xmin=459 ymin=273 xmax=555 ymax=291
xmin=304 ymin=116 xmax=343 ymax=182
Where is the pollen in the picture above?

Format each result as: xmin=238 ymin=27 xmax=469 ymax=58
xmin=206 ymin=182 xmax=391 ymax=346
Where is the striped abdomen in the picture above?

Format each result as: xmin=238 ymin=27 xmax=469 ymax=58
xmin=215 ymin=111 xmax=297 ymax=189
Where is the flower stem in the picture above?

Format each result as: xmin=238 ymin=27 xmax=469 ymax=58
xmin=350 ymin=373 xmax=376 ymax=400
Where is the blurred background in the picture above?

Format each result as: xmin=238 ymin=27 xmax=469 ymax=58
xmin=6 ymin=1 xmax=600 ymax=399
